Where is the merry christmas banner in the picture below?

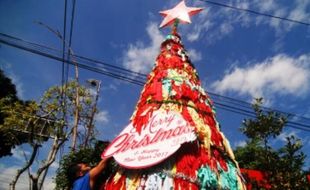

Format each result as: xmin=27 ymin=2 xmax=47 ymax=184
xmin=102 ymin=110 xmax=196 ymax=168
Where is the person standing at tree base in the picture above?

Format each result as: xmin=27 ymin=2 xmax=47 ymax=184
xmin=67 ymin=158 xmax=108 ymax=190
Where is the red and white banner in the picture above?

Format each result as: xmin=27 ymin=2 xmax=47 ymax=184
xmin=102 ymin=110 xmax=196 ymax=169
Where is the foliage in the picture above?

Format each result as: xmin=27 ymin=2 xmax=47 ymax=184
xmin=0 ymin=79 xmax=100 ymax=190
xmin=54 ymin=141 xmax=117 ymax=190
xmin=234 ymin=98 xmax=309 ymax=189
xmin=39 ymin=80 xmax=97 ymax=146
xmin=240 ymin=98 xmax=286 ymax=146
xmin=0 ymin=69 xmax=51 ymax=157
xmin=0 ymin=69 xmax=25 ymax=157
xmin=234 ymin=138 xmax=278 ymax=170
xmin=19 ymin=80 xmax=98 ymax=190
xmin=0 ymin=69 xmax=18 ymax=102
xmin=270 ymin=136 xmax=309 ymax=189
xmin=0 ymin=97 xmax=47 ymax=157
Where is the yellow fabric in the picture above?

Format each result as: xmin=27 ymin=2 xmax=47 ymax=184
xmin=126 ymin=174 xmax=141 ymax=190
xmin=113 ymin=171 xmax=123 ymax=183
xmin=187 ymin=107 xmax=211 ymax=152
xmin=160 ymin=103 xmax=182 ymax=113
xmin=237 ymin=174 xmax=246 ymax=190
xmin=221 ymin=132 xmax=235 ymax=160
xmin=167 ymin=69 xmax=187 ymax=84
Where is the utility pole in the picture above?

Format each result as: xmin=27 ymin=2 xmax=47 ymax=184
xmin=84 ymin=79 xmax=101 ymax=147
xmin=35 ymin=21 xmax=80 ymax=151
xmin=71 ymin=49 xmax=79 ymax=151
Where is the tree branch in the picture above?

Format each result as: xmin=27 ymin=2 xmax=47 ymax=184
xmin=9 ymin=144 xmax=40 ymax=190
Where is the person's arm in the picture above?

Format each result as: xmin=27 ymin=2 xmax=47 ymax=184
xmin=89 ymin=158 xmax=107 ymax=189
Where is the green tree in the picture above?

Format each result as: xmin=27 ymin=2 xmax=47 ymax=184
xmin=54 ymin=141 xmax=116 ymax=190
xmin=240 ymin=98 xmax=286 ymax=149
xmin=0 ymin=99 xmax=39 ymax=157
xmin=234 ymin=98 xmax=309 ymax=189
xmin=0 ymin=69 xmax=27 ymax=158
xmin=272 ymin=136 xmax=308 ymax=189
xmin=0 ymin=80 xmax=99 ymax=190
xmin=0 ymin=69 xmax=18 ymax=103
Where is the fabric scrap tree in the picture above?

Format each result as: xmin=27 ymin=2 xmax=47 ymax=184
xmin=102 ymin=1 xmax=246 ymax=189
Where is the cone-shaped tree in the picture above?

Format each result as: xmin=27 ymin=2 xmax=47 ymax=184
xmin=102 ymin=26 xmax=246 ymax=189
xmin=102 ymin=2 xmax=246 ymax=189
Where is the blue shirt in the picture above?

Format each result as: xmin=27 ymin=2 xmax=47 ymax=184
xmin=72 ymin=172 xmax=91 ymax=190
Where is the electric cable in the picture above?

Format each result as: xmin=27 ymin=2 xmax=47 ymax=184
xmin=0 ymin=34 xmax=145 ymax=86
xmin=198 ymin=0 xmax=310 ymax=26
xmin=1 ymin=32 xmax=309 ymax=122
xmin=62 ymin=0 xmax=68 ymax=87
xmin=67 ymin=0 xmax=76 ymax=84
xmin=0 ymin=32 xmax=147 ymax=81
xmin=1 ymin=32 xmax=310 ymax=132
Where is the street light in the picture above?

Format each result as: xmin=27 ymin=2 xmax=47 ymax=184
xmin=84 ymin=79 xmax=101 ymax=147
xmin=87 ymin=79 xmax=100 ymax=87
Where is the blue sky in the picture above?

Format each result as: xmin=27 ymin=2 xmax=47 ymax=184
xmin=0 ymin=0 xmax=310 ymax=189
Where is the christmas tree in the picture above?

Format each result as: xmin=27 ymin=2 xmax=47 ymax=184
xmin=102 ymin=1 xmax=246 ymax=189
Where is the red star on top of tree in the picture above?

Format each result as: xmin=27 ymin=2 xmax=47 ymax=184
xmin=159 ymin=1 xmax=203 ymax=28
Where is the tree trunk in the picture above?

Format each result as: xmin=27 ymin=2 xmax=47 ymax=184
xmin=36 ymin=135 xmax=67 ymax=189
xmin=30 ymin=175 xmax=38 ymax=190
xmin=71 ymin=58 xmax=79 ymax=151
xmin=10 ymin=144 xmax=39 ymax=190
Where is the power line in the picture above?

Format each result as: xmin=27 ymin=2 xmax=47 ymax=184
xmin=1 ymin=32 xmax=310 ymax=132
xmin=3 ymin=34 xmax=147 ymax=86
xmin=209 ymin=91 xmax=310 ymax=123
xmin=198 ymin=0 xmax=310 ymax=26
xmin=74 ymin=54 xmax=148 ymax=79
xmin=0 ymin=31 xmax=147 ymax=80
xmin=1 ymin=32 xmax=309 ymax=122
xmin=213 ymin=100 xmax=310 ymax=132
xmin=61 ymin=1 xmax=69 ymax=145
xmin=66 ymin=0 xmax=77 ymax=84
xmin=214 ymin=101 xmax=255 ymax=118
xmin=62 ymin=0 xmax=68 ymax=87
xmin=210 ymin=93 xmax=255 ymax=112
xmin=68 ymin=0 xmax=76 ymax=48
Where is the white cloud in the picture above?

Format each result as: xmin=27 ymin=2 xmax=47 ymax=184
xmin=9 ymin=73 xmax=24 ymax=99
xmin=256 ymin=0 xmax=277 ymax=12
xmin=50 ymin=161 xmax=59 ymax=170
xmin=186 ymin=1 xmax=254 ymax=43
xmin=11 ymin=147 xmax=31 ymax=161
xmin=234 ymin=140 xmax=246 ymax=147
xmin=276 ymin=131 xmax=298 ymax=143
xmin=43 ymin=177 xmax=55 ymax=190
xmin=219 ymin=22 xmax=233 ymax=35
xmin=95 ymin=110 xmax=109 ymax=124
xmin=288 ymin=0 xmax=310 ymax=28
xmin=187 ymin=0 xmax=309 ymax=43
xmin=253 ymin=0 xmax=288 ymax=33
xmin=0 ymin=63 xmax=25 ymax=99
xmin=0 ymin=166 xmax=27 ymax=190
xmin=272 ymin=130 xmax=310 ymax=151
xmin=211 ymin=54 xmax=310 ymax=100
xmin=187 ymin=29 xmax=200 ymax=42
xmin=106 ymin=84 xmax=118 ymax=91
xmin=305 ymin=109 xmax=310 ymax=118
xmin=186 ymin=9 xmax=213 ymax=42
xmin=187 ymin=48 xmax=202 ymax=62
xmin=122 ymin=22 xmax=164 ymax=73
xmin=122 ymin=22 xmax=203 ymax=73
xmin=0 ymin=166 xmax=55 ymax=190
